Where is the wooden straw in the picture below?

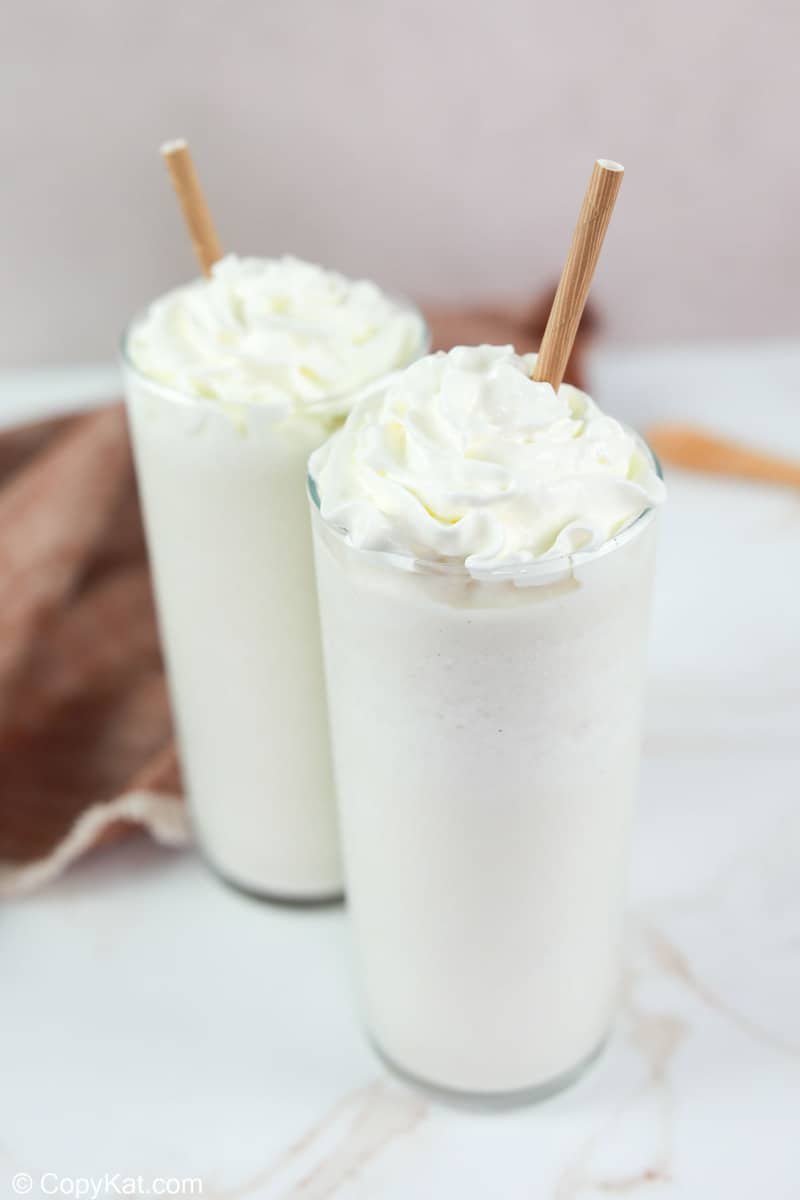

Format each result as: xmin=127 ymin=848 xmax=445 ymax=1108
xmin=160 ymin=138 xmax=223 ymax=276
xmin=533 ymin=159 xmax=624 ymax=391
xmin=648 ymin=423 xmax=800 ymax=488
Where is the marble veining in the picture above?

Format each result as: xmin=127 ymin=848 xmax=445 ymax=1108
xmin=555 ymin=969 xmax=688 ymax=1197
xmin=643 ymin=924 xmax=799 ymax=1062
xmin=202 ymin=1083 xmax=427 ymax=1199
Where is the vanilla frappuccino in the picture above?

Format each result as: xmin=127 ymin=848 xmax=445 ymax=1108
xmin=122 ymin=255 xmax=427 ymax=900
xmin=310 ymin=345 xmax=665 ymax=1095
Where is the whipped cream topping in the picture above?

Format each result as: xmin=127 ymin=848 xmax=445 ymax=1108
xmin=310 ymin=345 xmax=665 ymax=572
xmin=127 ymin=255 xmax=426 ymax=420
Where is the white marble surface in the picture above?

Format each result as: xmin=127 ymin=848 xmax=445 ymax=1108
xmin=2 ymin=342 xmax=799 ymax=1198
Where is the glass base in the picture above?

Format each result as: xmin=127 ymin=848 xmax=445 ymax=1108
xmin=370 ymin=1031 xmax=608 ymax=1111
xmin=200 ymin=847 xmax=344 ymax=908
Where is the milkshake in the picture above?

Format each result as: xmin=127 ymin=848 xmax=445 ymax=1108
xmin=122 ymin=255 xmax=427 ymax=900
xmin=309 ymin=345 xmax=665 ymax=1095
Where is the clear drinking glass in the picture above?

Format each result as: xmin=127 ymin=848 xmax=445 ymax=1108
xmin=309 ymin=454 xmax=660 ymax=1096
xmin=121 ymin=309 xmax=429 ymax=902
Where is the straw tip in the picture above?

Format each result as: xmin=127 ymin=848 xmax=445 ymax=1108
xmin=160 ymin=137 xmax=188 ymax=158
xmin=596 ymin=158 xmax=624 ymax=173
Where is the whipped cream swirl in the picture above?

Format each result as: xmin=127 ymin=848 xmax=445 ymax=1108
xmin=127 ymin=255 xmax=426 ymax=420
xmin=310 ymin=345 xmax=665 ymax=572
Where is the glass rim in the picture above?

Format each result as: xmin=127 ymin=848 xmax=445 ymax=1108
xmin=119 ymin=289 xmax=431 ymax=416
xmin=307 ymin=428 xmax=663 ymax=583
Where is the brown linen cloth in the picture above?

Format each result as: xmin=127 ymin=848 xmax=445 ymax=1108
xmin=0 ymin=294 xmax=594 ymax=895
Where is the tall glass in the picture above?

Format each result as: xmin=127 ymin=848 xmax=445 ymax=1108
xmin=121 ymin=312 xmax=428 ymax=902
xmin=310 ymin=470 xmax=659 ymax=1095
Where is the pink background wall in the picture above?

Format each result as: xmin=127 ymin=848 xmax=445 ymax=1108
xmin=3 ymin=0 xmax=797 ymax=363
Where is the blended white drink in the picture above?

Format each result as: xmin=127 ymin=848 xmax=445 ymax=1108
xmin=310 ymin=346 xmax=665 ymax=1095
xmin=123 ymin=255 xmax=427 ymax=900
